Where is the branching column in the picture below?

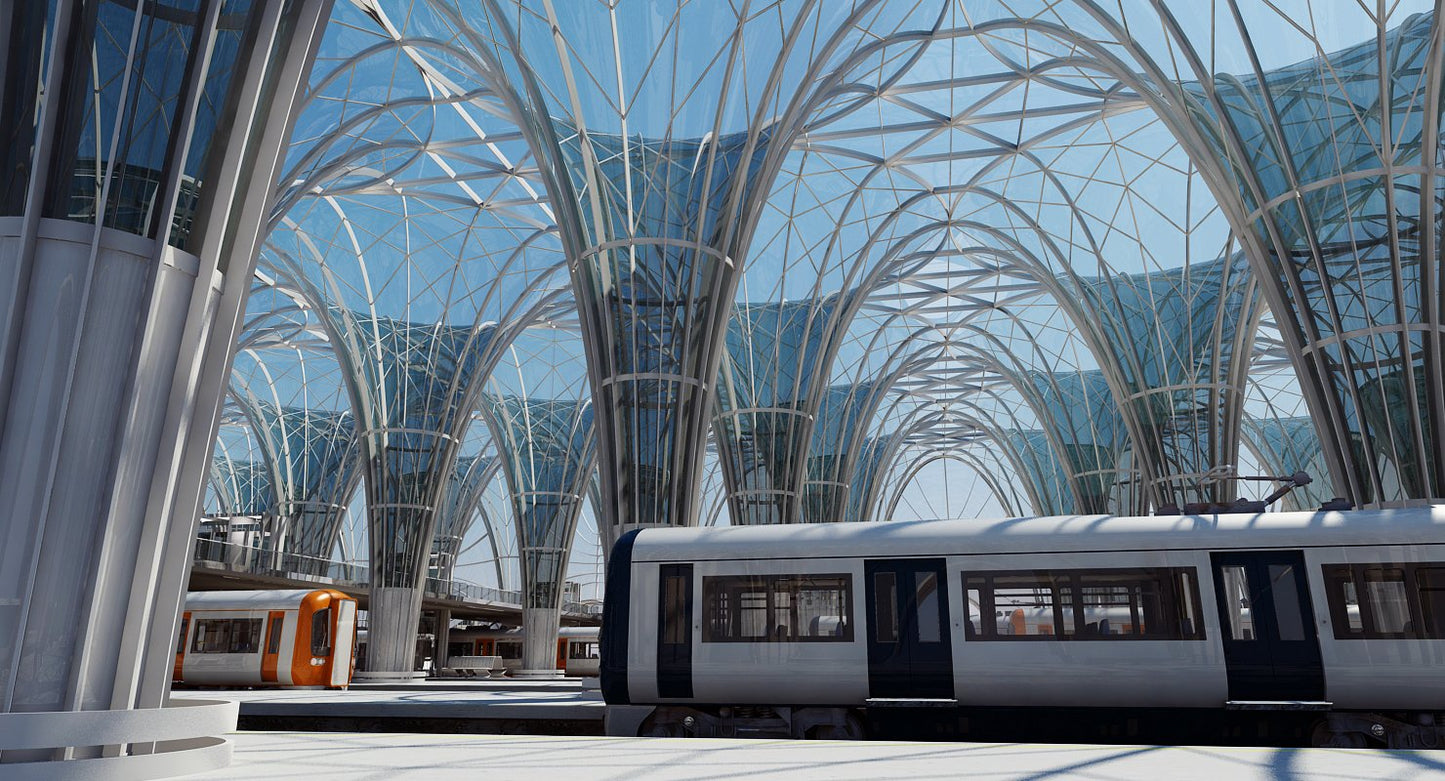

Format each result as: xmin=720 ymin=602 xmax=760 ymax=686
xmin=481 ymin=395 xmax=596 ymax=675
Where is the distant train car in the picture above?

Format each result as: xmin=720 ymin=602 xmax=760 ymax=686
xmin=601 ymin=508 xmax=1445 ymax=747
xmin=449 ymin=626 xmax=600 ymax=676
xmin=175 ymin=589 xmax=358 ymax=689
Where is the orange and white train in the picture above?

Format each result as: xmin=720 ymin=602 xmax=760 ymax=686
xmin=448 ymin=626 xmax=601 ymax=676
xmin=174 ymin=589 xmax=358 ymax=689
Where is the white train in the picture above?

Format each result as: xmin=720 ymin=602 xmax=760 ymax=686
xmin=448 ymin=626 xmax=601 ymax=677
xmin=175 ymin=589 xmax=359 ymax=689
xmin=600 ymin=508 xmax=1445 ymax=748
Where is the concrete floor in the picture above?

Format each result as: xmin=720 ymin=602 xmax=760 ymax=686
xmin=183 ymin=732 xmax=1445 ymax=780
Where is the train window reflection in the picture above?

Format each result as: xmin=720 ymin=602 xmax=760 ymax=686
xmin=663 ymin=575 xmax=689 ymax=645
xmin=1219 ymin=565 xmax=1253 ymax=641
xmin=311 ymin=608 xmax=332 ymax=656
xmin=704 ymin=574 xmax=853 ymax=643
xmin=916 ymin=572 xmax=940 ymax=643
xmin=1364 ymin=568 xmax=1411 ymax=635
xmin=1419 ymin=568 xmax=1445 ymax=637
xmin=191 ymin=618 xmax=263 ymax=654
xmin=875 ymin=573 xmax=897 ymax=643
xmin=1321 ymin=563 xmax=1445 ymax=639
xmin=1269 ymin=565 xmax=1307 ymax=641
xmin=965 ymin=568 xmax=1205 ymax=641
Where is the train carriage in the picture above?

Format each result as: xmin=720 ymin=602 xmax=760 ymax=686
xmin=448 ymin=626 xmax=600 ymax=676
xmin=175 ymin=589 xmax=358 ymax=689
xmin=601 ymin=508 xmax=1445 ymax=747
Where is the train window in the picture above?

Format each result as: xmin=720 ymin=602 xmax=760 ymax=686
xmin=916 ymin=572 xmax=940 ymax=643
xmin=1419 ymin=568 xmax=1445 ymax=637
xmin=1218 ymin=565 xmax=1253 ymax=641
xmin=265 ymin=616 xmax=283 ymax=655
xmin=1363 ymin=568 xmax=1411 ymax=634
xmin=190 ymin=619 xmax=263 ymax=654
xmin=311 ymin=608 xmax=331 ymax=656
xmin=965 ymin=588 xmax=983 ymax=639
xmin=1269 ymin=564 xmax=1308 ymax=641
xmin=874 ymin=572 xmax=898 ymax=643
xmin=662 ymin=574 xmax=689 ymax=645
xmin=1320 ymin=563 xmax=1445 ymax=639
xmin=988 ymin=574 xmax=1060 ymax=637
xmin=496 ymin=641 xmax=522 ymax=658
xmin=703 ymin=574 xmax=854 ymax=643
xmin=964 ymin=568 xmax=1205 ymax=641
xmin=570 ymin=641 xmax=600 ymax=659
xmin=176 ymin=617 xmax=189 ymax=653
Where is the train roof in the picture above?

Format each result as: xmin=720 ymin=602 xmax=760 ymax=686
xmin=185 ymin=589 xmax=354 ymax=610
xmin=628 ymin=507 xmax=1445 ymax=562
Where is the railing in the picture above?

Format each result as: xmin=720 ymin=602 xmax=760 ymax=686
xmin=193 ymin=538 xmax=364 ymax=582
xmin=422 ymin=575 xmax=521 ymax=606
xmin=192 ymin=537 xmax=597 ymax=616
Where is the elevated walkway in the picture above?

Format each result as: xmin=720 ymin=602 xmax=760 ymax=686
xmin=188 ymin=539 xmax=601 ymax=625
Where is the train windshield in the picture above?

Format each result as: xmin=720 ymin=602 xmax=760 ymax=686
xmin=312 ymin=608 xmax=332 ymax=656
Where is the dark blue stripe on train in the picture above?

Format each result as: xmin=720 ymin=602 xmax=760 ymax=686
xmin=600 ymin=529 xmax=641 ymax=705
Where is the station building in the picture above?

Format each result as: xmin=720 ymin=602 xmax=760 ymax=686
xmin=1 ymin=0 xmax=1442 ymax=775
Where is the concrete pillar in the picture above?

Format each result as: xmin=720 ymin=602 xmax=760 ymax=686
xmin=517 ymin=608 xmax=563 ymax=679
xmin=0 ymin=1 xmax=330 ymax=774
xmin=356 ymin=587 xmax=426 ymax=680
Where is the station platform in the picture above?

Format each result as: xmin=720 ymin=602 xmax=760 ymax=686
xmin=185 ymin=732 xmax=1444 ymax=780
xmin=201 ymin=678 xmax=604 ymax=735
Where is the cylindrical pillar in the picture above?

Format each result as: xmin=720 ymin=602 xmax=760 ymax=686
xmin=0 ymin=0 xmax=331 ymax=774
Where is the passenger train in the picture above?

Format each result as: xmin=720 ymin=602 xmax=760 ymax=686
xmin=448 ymin=626 xmax=601 ymax=677
xmin=601 ymin=508 xmax=1445 ymax=748
xmin=175 ymin=589 xmax=358 ymax=689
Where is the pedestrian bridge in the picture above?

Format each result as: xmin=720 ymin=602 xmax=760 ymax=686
xmin=188 ymin=538 xmax=601 ymax=626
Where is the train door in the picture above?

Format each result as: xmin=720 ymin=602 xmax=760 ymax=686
xmin=1210 ymin=550 xmax=1325 ymax=702
xmin=261 ymin=611 xmax=285 ymax=683
xmin=864 ymin=558 xmax=953 ymax=700
xmin=657 ymin=563 xmax=693 ymax=698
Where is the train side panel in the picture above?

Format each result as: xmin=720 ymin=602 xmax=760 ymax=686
xmin=182 ymin=608 xmax=272 ymax=685
xmin=1306 ymin=543 xmax=1445 ymax=710
xmin=628 ymin=561 xmax=662 ymax=703
xmin=687 ymin=558 xmax=869 ymax=706
xmin=948 ymin=550 xmax=1227 ymax=708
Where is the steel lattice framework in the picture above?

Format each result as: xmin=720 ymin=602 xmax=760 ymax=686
xmin=201 ymin=0 xmax=1445 ymax=675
